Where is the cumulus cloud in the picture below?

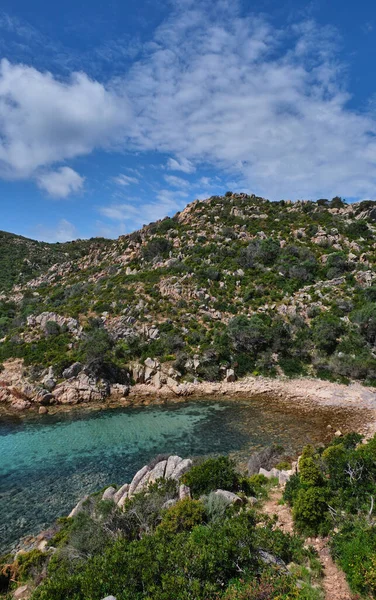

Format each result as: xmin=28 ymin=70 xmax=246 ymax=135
xmin=3 ymin=2 xmax=376 ymax=203
xmin=0 ymin=58 xmax=130 ymax=179
xmin=36 ymin=167 xmax=84 ymax=198
xmin=33 ymin=218 xmax=78 ymax=242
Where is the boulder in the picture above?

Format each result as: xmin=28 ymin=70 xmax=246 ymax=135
xmin=259 ymin=468 xmax=273 ymax=479
xmin=214 ymin=490 xmax=242 ymax=505
xmin=39 ymin=393 xmax=54 ymax=406
xmin=170 ymin=458 xmax=192 ymax=480
xmin=11 ymin=399 xmax=31 ymax=411
xmin=113 ymin=483 xmax=129 ymax=504
xmin=43 ymin=378 xmax=56 ymax=392
xmin=13 ymin=585 xmax=32 ymax=600
xmin=147 ymin=460 xmax=167 ymax=484
xmin=62 ymin=362 xmax=82 ymax=379
xmin=165 ymin=455 xmax=182 ymax=478
xmin=278 ymin=470 xmax=293 ymax=485
xmin=152 ymin=371 xmax=163 ymax=390
xmin=38 ymin=406 xmax=48 ymax=415
xmin=258 ymin=549 xmax=287 ymax=571
xmin=68 ymin=495 xmax=89 ymax=518
xmin=225 ymin=369 xmax=236 ymax=382
xmin=179 ymin=484 xmax=191 ymax=500
xmin=110 ymin=384 xmax=129 ymax=399
xmin=132 ymin=364 xmax=145 ymax=384
xmin=144 ymin=367 xmax=155 ymax=382
xmin=148 ymin=327 xmax=160 ymax=340
xmin=101 ymin=597 xmax=117 ymax=600
xmin=128 ymin=465 xmax=150 ymax=497
xmin=102 ymin=486 xmax=116 ymax=501
xmin=117 ymin=490 xmax=129 ymax=509
xmin=144 ymin=357 xmax=159 ymax=370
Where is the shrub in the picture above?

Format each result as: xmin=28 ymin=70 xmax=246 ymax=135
xmin=182 ymin=456 xmax=242 ymax=497
xmin=228 ymin=315 xmax=270 ymax=355
xmin=292 ymin=487 xmax=329 ymax=535
xmin=142 ymin=238 xmax=172 ymax=261
xmin=311 ymin=314 xmax=344 ymax=354
xmin=158 ymin=498 xmax=205 ymax=535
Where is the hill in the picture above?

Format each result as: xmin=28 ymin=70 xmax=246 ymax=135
xmin=0 ymin=230 xmax=112 ymax=292
xmin=1 ymin=192 xmax=376 ymax=407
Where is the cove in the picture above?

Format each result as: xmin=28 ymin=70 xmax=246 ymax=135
xmin=0 ymin=396 xmax=350 ymax=552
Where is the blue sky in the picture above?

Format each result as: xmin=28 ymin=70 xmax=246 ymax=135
xmin=0 ymin=0 xmax=376 ymax=241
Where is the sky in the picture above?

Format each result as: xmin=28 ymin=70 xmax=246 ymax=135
xmin=0 ymin=0 xmax=376 ymax=242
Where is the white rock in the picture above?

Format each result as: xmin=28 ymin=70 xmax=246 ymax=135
xmin=68 ymin=495 xmax=89 ymax=518
xmin=102 ymin=486 xmax=116 ymax=501
xmin=165 ymin=456 xmax=182 ymax=478
xmin=170 ymin=458 xmax=192 ymax=480
xmin=114 ymin=483 xmax=129 ymax=504
xmin=129 ymin=465 xmax=150 ymax=496
xmin=117 ymin=491 xmax=129 ymax=509
xmin=147 ymin=460 xmax=167 ymax=484
xmin=214 ymin=489 xmax=242 ymax=504
xmin=179 ymin=484 xmax=191 ymax=500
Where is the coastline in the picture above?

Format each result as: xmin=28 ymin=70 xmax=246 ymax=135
xmin=2 ymin=374 xmax=376 ymax=439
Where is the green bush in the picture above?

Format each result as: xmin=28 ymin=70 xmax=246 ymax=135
xmin=157 ymin=498 xmax=205 ymax=535
xmin=292 ymin=487 xmax=329 ymax=536
xmin=182 ymin=456 xmax=243 ymax=498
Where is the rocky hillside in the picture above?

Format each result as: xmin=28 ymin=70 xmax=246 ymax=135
xmin=2 ymin=192 xmax=376 ymax=409
xmin=0 ymin=231 xmax=111 ymax=292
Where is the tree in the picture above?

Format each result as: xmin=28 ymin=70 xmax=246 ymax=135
xmin=312 ymin=314 xmax=344 ymax=354
xmin=228 ymin=315 xmax=270 ymax=354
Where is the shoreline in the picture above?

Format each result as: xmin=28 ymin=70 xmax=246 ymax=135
xmin=2 ymin=374 xmax=376 ymax=438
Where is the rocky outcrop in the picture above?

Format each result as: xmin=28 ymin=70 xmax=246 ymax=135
xmin=68 ymin=495 xmax=89 ymax=518
xmin=27 ymin=312 xmax=82 ymax=337
xmin=259 ymin=467 xmax=294 ymax=486
xmin=213 ymin=489 xmax=242 ymax=505
xmin=102 ymin=487 xmax=116 ymax=501
xmin=68 ymin=456 xmax=194 ymax=517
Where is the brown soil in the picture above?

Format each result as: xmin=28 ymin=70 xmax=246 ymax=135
xmin=261 ymin=488 xmax=353 ymax=600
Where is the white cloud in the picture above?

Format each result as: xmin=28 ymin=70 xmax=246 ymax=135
xmin=164 ymin=174 xmax=190 ymax=188
xmin=99 ymin=189 xmax=188 ymax=229
xmin=33 ymin=218 xmax=78 ymax=242
xmin=3 ymin=3 xmax=376 ymax=203
xmin=0 ymin=59 xmax=130 ymax=180
xmin=166 ymin=157 xmax=196 ymax=174
xmin=36 ymin=167 xmax=84 ymax=198
xmin=123 ymin=5 xmax=376 ymax=200
xmin=113 ymin=173 xmax=139 ymax=186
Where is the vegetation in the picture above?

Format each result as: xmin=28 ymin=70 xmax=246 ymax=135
xmin=0 ymin=460 xmax=322 ymax=600
xmin=1 ymin=193 xmax=376 ymax=387
xmin=284 ymin=433 xmax=376 ymax=597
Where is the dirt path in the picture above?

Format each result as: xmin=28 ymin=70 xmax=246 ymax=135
xmin=261 ymin=488 xmax=352 ymax=600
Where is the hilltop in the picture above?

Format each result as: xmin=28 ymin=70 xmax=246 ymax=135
xmin=1 ymin=192 xmax=376 ymax=409
xmin=0 ymin=231 xmax=112 ymax=292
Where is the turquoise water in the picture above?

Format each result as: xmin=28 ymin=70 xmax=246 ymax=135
xmin=0 ymin=398 xmax=344 ymax=552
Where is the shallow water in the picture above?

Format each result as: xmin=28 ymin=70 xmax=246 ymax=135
xmin=0 ymin=396 xmax=351 ymax=552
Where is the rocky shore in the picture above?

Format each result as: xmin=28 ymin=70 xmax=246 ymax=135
xmin=1 ymin=357 xmax=376 ymax=437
